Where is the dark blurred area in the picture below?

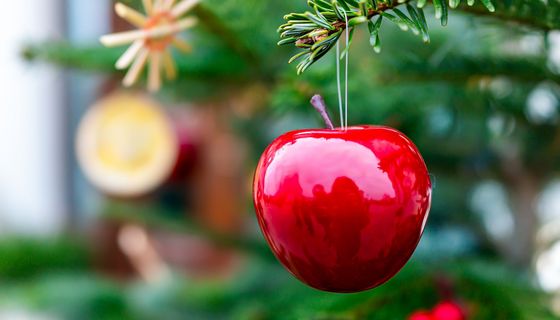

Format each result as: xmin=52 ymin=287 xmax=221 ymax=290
xmin=1 ymin=0 xmax=560 ymax=319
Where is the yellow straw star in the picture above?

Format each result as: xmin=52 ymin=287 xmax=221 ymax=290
xmin=100 ymin=0 xmax=199 ymax=92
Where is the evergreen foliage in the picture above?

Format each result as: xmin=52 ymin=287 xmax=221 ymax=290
xmin=18 ymin=0 xmax=560 ymax=318
xmin=278 ymin=0 xmax=560 ymax=73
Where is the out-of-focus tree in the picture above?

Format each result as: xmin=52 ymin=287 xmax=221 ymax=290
xmin=19 ymin=0 xmax=560 ymax=318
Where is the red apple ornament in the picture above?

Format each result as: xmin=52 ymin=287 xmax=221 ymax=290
xmin=253 ymin=95 xmax=432 ymax=292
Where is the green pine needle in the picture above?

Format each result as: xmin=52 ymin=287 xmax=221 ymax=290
xmin=278 ymin=0 xmax=498 ymax=74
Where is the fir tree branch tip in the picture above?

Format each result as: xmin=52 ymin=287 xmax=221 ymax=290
xmin=278 ymin=0 xmax=496 ymax=74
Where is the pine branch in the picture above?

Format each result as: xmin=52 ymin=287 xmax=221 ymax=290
xmin=193 ymin=4 xmax=261 ymax=67
xmin=22 ymin=42 xmax=249 ymax=80
xmin=382 ymin=54 xmax=560 ymax=85
xmin=278 ymin=0 xmax=496 ymax=74
xmin=457 ymin=0 xmax=560 ymax=31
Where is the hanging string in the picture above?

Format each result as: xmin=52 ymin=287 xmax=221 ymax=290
xmin=336 ymin=41 xmax=343 ymax=129
xmin=336 ymin=11 xmax=350 ymax=130
xmin=344 ymin=11 xmax=349 ymax=130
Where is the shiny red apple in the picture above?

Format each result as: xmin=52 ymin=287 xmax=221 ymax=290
xmin=253 ymin=124 xmax=432 ymax=293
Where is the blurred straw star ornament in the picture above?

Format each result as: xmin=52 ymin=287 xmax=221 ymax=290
xmin=100 ymin=0 xmax=200 ymax=92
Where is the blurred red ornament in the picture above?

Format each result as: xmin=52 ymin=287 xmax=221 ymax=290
xmin=408 ymin=301 xmax=466 ymax=320
xmin=409 ymin=311 xmax=435 ymax=320
xmin=432 ymin=301 xmax=465 ymax=320
xmin=167 ymin=108 xmax=200 ymax=181
xmin=253 ymin=125 xmax=431 ymax=292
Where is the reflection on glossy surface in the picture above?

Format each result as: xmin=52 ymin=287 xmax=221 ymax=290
xmin=253 ymin=126 xmax=431 ymax=292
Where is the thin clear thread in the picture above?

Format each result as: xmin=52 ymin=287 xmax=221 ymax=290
xmin=336 ymin=41 xmax=343 ymax=129
xmin=344 ymin=11 xmax=349 ymax=130
xmin=336 ymin=11 xmax=350 ymax=131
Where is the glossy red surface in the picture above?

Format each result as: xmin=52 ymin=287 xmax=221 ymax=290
xmin=253 ymin=126 xmax=431 ymax=292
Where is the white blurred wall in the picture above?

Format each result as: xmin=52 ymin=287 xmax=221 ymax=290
xmin=0 ymin=1 xmax=66 ymax=235
xmin=66 ymin=0 xmax=111 ymax=223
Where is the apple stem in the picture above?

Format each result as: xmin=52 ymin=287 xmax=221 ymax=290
xmin=310 ymin=94 xmax=335 ymax=130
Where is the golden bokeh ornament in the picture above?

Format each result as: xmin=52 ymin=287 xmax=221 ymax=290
xmin=76 ymin=93 xmax=179 ymax=197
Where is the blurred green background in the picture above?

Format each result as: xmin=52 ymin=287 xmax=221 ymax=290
xmin=1 ymin=0 xmax=560 ymax=319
